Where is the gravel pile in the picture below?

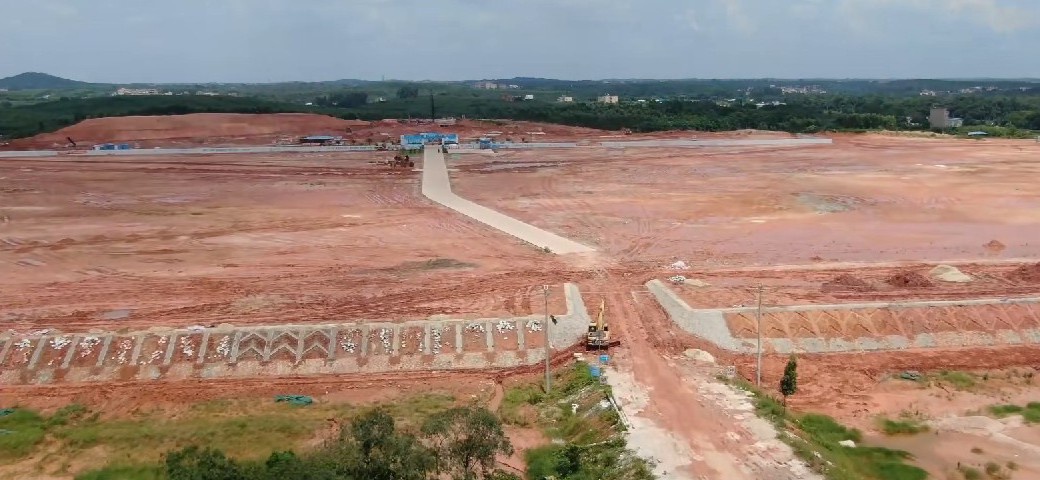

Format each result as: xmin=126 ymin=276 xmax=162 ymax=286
xmin=431 ymin=327 xmax=443 ymax=354
xmin=79 ymin=336 xmax=101 ymax=357
xmin=929 ymin=265 xmax=972 ymax=283
xmin=180 ymin=337 xmax=195 ymax=358
xmin=216 ymin=335 xmax=231 ymax=357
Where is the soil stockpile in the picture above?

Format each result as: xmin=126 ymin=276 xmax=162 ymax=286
xmin=886 ymin=271 xmax=933 ymax=288
xmin=9 ymin=113 xmax=371 ymax=148
xmin=929 ymin=265 xmax=973 ymax=283
xmin=821 ymin=273 xmax=874 ymax=292
xmin=984 ymin=240 xmax=1006 ymax=252
xmin=1007 ymin=263 xmax=1040 ymax=283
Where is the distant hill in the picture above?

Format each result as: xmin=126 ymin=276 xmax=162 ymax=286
xmin=0 ymin=72 xmax=92 ymax=90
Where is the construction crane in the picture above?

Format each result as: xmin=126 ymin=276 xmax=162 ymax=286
xmin=586 ymin=300 xmax=610 ymax=350
xmin=66 ymin=137 xmax=77 ymax=148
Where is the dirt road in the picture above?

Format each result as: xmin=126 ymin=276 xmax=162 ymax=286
xmin=598 ymin=275 xmax=812 ymax=479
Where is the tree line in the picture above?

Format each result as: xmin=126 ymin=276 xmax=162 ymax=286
xmin=4 ymin=91 xmax=1040 ymax=142
xmin=158 ymin=406 xmax=517 ymax=480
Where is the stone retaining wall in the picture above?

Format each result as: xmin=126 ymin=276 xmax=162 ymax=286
xmin=0 ymin=284 xmax=589 ymax=385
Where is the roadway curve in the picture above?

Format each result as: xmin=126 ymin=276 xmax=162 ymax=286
xmin=420 ymin=145 xmax=594 ymax=255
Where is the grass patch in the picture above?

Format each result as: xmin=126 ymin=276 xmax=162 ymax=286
xmin=518 ymin=362 xmax=654 ymax=480
xmin=987 ymin=401 xmax=1040 ymax=424
xmin=1 ymin=392 xmax=458 ymax=477
xmin=0 ymin=409 xmax=47 ymax=460
xmin=932 ymin=370 xmax=977 ymax=390
xmin=878 ymin=418 xmax=929 ymax=436
xmin=988 ymin=404 xmax=1023 ymax=417
xmin=958 ymin=465 xmax=982 ymax=480
xmin=74 ymin=464 xmax=162 ymax=480
xmin=730 ymin=380 xmax=927 ymax=480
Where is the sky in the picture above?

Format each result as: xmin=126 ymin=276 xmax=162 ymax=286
xmin=2 ymin=0 xmax=1040 ymax=83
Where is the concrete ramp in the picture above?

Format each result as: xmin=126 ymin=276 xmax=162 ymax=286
xmin=421 ymin=146 xmax=594 ymax=254
xmin=646 ymin=279 xmax=1040 ymax=354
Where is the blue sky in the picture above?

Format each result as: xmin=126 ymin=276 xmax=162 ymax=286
xmin=2 ymin=0 xmax=1039 ymax=82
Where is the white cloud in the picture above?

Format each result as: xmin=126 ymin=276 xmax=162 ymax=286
xmin=680 ymin=8 xmax=703 ymax=32
xmin=718 ymin=0 xmax=756 ymax=33
xmin=841 ymin=0 xmax=1039 ymax=33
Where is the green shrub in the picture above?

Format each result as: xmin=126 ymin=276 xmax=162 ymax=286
xmin=74 ymin=464 xmax=162 ymax=480
xmin=798 ymin=413 xmax=863 ymax=444
xmin=959 ymin=465 xmax=982 ymax=480
xmin=879 ymin=418 xmax=929 ymax=436
xmin=988 ymin=404 xmax=1024 ymax=417
xmin=0 ymin=409 xmax=47 ymax=460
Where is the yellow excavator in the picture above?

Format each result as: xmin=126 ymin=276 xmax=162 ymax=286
xmin=586 ymin=300 xmax=610 ymax=350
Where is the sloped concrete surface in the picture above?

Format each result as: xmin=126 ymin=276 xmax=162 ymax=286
xmin=421 ymin=146 xmax=594 ymax=254
xmin=647 ymin=279 xmax=1040 ymax=354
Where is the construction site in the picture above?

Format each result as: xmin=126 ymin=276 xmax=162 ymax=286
xmin=3 ymin=114 xmax=1040 ymax=479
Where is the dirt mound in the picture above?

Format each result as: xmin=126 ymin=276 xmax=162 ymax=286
xmin=929 ymin=265 xmax=973 ymax=283
xmin=10 ymin=113 xmax=371 ymax=148
xmin=885 ymin=271 xmax=933 ymax=288
xmin=1007 ymin=263 xmax=1040 ymax=283
xmin=984 ymin=239 xmax=1006 ymax=252
xmin=821 ymin=273 xmax=874 ymax=292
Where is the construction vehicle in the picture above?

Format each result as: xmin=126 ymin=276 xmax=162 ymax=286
xmin=389 ymin=153 xmax=414 ymax=168
xmin=66 ymin=137 xmax=77 ymax=148
xmin=586 ymin=300 xmax=610 ymax=350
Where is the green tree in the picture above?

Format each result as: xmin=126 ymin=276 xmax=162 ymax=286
xmin=422 ymin=406 xmax=514 ymax=480
xmin=780 ymin=355 xmax=798 ymax=407
xmin=397 ymin=86 xmax=420 ymax=99
xmin=164 ymin=446 xmax=244 ymax=480
xmin=342 ymin=408 xmax=435 ymax=480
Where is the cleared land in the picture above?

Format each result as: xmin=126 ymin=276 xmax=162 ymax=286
xmin=0 ymin=152 xmax=570 ymax=333
xmin=4 ymin=116 xmax=1040 ymax=479
xmin=451 ymin=134 xmax=1040 ymax=266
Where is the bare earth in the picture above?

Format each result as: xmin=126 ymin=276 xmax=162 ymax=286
xmin=4 ymin=116 xmax=1040 ymax=478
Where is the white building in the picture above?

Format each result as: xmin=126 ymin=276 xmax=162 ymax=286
xmin=557 ymin=96 xmax=573 ymax=103
xmin=523 ymin=94 xmax=535 ymax=100
xmin=115 ymin=88 xmax=160 ymax=96
xmin=597 ymin=94 xmax=619 ymax=104
xmin=929 ymin=107 xmax=963 ymax=129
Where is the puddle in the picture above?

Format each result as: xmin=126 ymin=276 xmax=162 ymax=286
xmin=100 ymin=309 xmax=132 ymax=320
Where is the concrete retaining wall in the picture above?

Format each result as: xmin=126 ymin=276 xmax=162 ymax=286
xmin=0 ymin=284 xmax=590 ymax=385
xmin=647 ymin=279 xmax=1040 ymax=354
xmin=600 ymin=138 xmax=833 ymax=148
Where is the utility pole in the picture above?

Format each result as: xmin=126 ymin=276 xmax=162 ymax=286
xmin=756 ymin=284 xmax=763 ymax=387
xmin=543 ymin=284 xmax=551 ymax=393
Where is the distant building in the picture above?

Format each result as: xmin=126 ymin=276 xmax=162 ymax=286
xmin=557 ymin=96 xmax=573 ymax=103
xmin=929 ymin=107 xmax=963 ymax=129
xmin=597 ymin=94 xmax=619 ymax=104
xmin=473 ymin=81 xmax=499 ymax=90
xmin=115 ymin=88 xmax=160 ymax=96
xmin=523 ymin=94 xmax=535 ymax=100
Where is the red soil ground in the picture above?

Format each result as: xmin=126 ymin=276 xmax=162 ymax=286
xmin=0 ymin=153 xmax=569 ymax=332
xmin=451 ymin=134 xmax=1040 ymax=267
xmin=4 ymin=115 xmax=1040 ymax=478
xmin=3 ymin=115 xmax=611 ymax=150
